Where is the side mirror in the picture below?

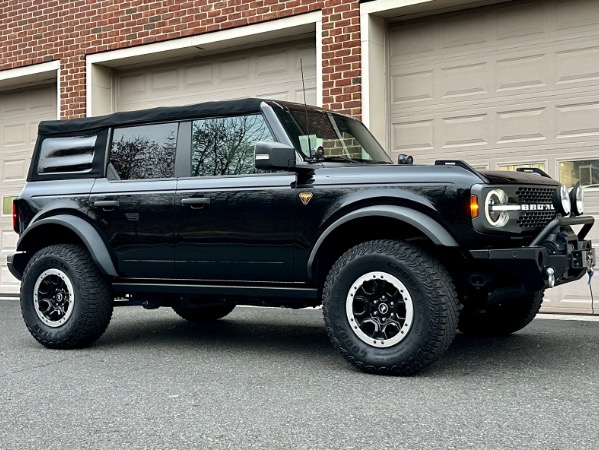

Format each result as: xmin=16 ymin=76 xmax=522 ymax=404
xmin=255 ymin=142 xmax=297 ymax=171
xmin=398 ymin=153 xmax=413 ymax=165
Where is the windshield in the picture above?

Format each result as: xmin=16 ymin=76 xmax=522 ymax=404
xmin=275 ymin=107 xmax=392 ymax=164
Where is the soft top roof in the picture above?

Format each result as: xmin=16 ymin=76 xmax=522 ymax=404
xmin=38 ymin=98 xmax=269 ymax=136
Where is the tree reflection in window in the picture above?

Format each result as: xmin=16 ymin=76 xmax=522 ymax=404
xmin=192 ymin=114 xmax=273 ymax=177
xmin=110 ymin=123 xmax=177 ymax=180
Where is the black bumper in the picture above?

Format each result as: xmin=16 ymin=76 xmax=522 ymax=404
xmin=7 ymin=253 xmax=25 ymax=281
xmin=470 ymin=216 xmax=595 ymax=292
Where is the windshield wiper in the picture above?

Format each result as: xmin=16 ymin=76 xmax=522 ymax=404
xmin=321 ymin=155 xmax=360 ymax=164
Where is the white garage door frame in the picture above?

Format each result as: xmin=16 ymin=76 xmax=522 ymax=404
xmin=0 ymin=61 xmax=60 ymax=293
xmin=86 ymin=11 xmax=323 ymax=117
xmin=360 ymin=0 xmax=507 ymax=146
xmin=0 ymin=61 xmax=60 ymax=118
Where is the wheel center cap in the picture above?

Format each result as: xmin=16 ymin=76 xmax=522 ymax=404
xmin=378 ymin=303 xmax=389 ymax=314
xmin=56 ymin=292 xmax=63 ymax=302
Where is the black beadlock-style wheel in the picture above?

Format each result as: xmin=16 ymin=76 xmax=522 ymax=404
xmin=458 ymin=290 xmax=544 ymax=336
xmin=322 ymin=240 xmax=459 ymax=376
xmin=172 ymin=303 xmax=236 ymax=322
xmin=20 ymin=244 xmax=113 ymax=349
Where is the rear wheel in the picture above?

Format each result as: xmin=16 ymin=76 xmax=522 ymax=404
xmin=172 ymin=303 xmax=235 ymax=322
xmin=20 ymin=244 xmax=113 ymax=349
xmin=458 ymin=290 xmax=544 ymax=336
xmin=322 ymin=240 xmax=459 ymax=376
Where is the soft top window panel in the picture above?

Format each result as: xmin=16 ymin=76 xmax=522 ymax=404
xmin=37 ymin=136 xmax=97 ymax=174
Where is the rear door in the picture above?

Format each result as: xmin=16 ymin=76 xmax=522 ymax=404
xmin=90 ymin=122 xmax=179 ymax=278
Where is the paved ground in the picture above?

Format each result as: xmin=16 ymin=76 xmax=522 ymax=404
xmin=2 ymin=299 xmax=599 ymax=449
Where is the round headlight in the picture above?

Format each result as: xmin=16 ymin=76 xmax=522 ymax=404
xmin=570 ymin=183 xmax=584 ymax=216
xmin=553 ymin=185 xmax=571 ymax=216
xmin=485 ymin=189 xmax=509 ymax=227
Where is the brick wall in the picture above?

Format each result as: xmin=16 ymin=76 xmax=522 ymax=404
xmin=0 ymin=0 xmax=363 ymax=119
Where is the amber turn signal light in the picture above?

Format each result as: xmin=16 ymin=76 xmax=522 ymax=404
xmin=470 ymin=195 xmax=479 ymax=218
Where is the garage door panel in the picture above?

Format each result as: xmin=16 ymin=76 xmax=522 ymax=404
xmin=0 ymin=83 xmax=56 ymax=293
xmin=116 ymin=39 xmax=316 ymax=112
xmin=151 ymin=68 xmax=180 ymax=92
xmin=393 ymin=90 xmax=599 ymax=151
xmin=556 ymin=0 xmax=599 ymax=31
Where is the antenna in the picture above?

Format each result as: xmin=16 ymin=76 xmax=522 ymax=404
xmin=300 ymin=58 xmax=313 ymax=158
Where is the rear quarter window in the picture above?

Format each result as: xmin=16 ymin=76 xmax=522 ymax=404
xmin=37 ymin=136 xmax=97 ymax=175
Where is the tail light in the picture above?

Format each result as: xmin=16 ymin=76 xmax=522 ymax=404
xmin=12 ymin=200 xmax=18 ymax=233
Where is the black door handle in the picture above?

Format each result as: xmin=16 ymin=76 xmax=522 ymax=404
xmin=181 ymin=197 xmax=210 ymax=208
xmin=94 ymin=200 xmax=120 ymax=210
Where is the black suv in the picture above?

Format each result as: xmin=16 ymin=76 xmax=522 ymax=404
xmin=8 ymin=99 xmax=596 ymax=375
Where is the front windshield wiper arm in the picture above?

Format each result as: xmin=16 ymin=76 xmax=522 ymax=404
xmin=321 ymin=155 xmax=360 ymax=164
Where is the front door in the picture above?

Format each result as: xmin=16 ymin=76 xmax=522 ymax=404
xmin=174 ymin=113 xmax=295 ymax=282
xmin=175 ymin=174 xmax=295 ymax=281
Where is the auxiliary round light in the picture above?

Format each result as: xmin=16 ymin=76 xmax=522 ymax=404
xmin=569 ymin=183 xmax=584 ymax=216
xmin=485 ymin=189 xmax=509 ymax=228
xmin=553 ymin=185 xmax=571 ymax=216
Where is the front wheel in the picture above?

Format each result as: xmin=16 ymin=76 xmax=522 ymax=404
xmin=322 ymin=240 xmax=459 ymax=376
xmin=20 ymin=244 xmax=113 ymax=349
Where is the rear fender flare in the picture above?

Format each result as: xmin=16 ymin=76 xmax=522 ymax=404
xmin=307 ymin=205 xmax=459 ymax=279
xmin=17 ymin=214 xmax=118 ymax=277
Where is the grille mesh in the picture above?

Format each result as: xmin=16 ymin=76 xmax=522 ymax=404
xmin=515 ymin=187 xmax=557 ymax=228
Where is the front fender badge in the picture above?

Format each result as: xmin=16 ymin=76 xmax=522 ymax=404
xmin=299 ymin=192 xmax=313 ymax=205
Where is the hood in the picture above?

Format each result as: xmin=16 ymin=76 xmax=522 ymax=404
xmin=478 ymin=170 xmax=560 ymax=186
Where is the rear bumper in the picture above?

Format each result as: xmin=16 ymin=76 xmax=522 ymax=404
xmin=7 ymin=253 xmax=25 ymax=281
xmin=470 ymin=215 xmax=595 ymax=291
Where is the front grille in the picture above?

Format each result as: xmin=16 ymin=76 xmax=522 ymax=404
xmin=515 ymin=186 xmax=557 ymax=228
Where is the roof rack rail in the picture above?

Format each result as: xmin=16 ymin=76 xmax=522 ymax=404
xmin=435 ymin=160 xmax=481 ymax=177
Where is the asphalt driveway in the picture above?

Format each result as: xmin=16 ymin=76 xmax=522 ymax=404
xmin=1 ymin=299 xmax=599 ymax=449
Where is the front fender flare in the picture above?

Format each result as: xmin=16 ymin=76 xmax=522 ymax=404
xmin=307 ymin=205 xmax=459 ymax=279
xmin=16 ymin=214 xmax=118 ymax=277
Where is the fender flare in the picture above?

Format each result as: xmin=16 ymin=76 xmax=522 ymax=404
xmin=17 ymin=214 xmax=118 ymax=277
xmin=307 ymin=205 xmax=459 ymax=278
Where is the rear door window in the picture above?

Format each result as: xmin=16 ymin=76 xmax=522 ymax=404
xmin=110 ymin=123 xmax=178 ymax=180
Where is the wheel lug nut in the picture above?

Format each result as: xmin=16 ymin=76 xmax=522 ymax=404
xmin=374 ymin=300 xmax=378 ymax=305
xmin=373 ymin=311 xmax=378 ymax=316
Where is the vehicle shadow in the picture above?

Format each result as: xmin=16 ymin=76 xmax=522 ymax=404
xmin=95 ymin=309 xmax=599 ymax=376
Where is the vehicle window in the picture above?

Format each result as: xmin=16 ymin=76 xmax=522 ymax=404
xmin=275 ymin=107 xmax=392 ymax=164
xmin=191 ymin=114 xmax=274 ymax=177
xmin=110 ymin=123 xmax=178 ymax=180
xmin=37 ymin=136 xmax=97 ymax=175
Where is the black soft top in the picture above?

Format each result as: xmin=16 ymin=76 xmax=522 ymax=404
xmin=38 ymin=98 xmax=269 ymax=136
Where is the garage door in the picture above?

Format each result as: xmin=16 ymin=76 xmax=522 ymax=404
xmin=115 ymin=38 xmax=317 ymax=112
xmin=0 ymin=84 xmax=57 ymax=293
xmin=388 ymin=0 xmax=599 ymax=313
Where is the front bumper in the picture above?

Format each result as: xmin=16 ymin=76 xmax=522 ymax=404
xmin=470 ymin=216 xmax=595 ymax=291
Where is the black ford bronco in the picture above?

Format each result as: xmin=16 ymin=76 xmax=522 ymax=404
xmin=8 ymin=98 xmax=596 ymax=375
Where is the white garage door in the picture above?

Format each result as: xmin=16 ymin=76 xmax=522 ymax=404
xmin=388 ymin=0 xmax=599 ymax=313
xmin=0 ymin=84 xmax=57 ymax=293
xmin=115 ymin=38 xmax=317 ymax=112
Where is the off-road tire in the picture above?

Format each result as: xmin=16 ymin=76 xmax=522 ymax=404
xmin=20 ymin=244 xmax=113 ymax=349
xmin=458 ymin=290 xmax=544 ymax=336
xmin=322 ymin=240 xmax=459 ymax=376
xmin=173 ymin=304 xmax=236 ymax=322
